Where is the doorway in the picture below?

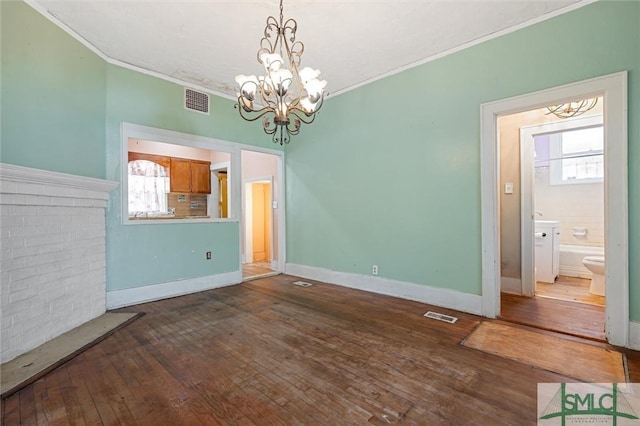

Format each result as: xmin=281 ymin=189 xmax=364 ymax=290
xmin=497 ymin=107 xmax=607 ymax=340
xmin=244 ymin=178 xmax=273 ymax=278
xmin=240 ymin=149 xmax=282 ymax=281
xmin=521 ymin=113 xmax=605 ymax=305
xmin=480 ymin=72 xmax=629 ymax=347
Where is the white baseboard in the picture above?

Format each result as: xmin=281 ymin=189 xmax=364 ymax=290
xmin=500 ymin=277 xmax=522 ymax=295
xmin=630 ymin=321 xmax=640 ymax=351
xmin=106 ymin=270 xmax=242 ymax=309
xmin=285 ymin=263 xmax=482 ymax=315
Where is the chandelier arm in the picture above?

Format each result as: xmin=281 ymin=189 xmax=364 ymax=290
xmin=546 ymin=97 xmax=598 ymax=119
xmin=272 ymin=124 xmax=291 ymax=145
xmin=288 ymin=109 xmax=316 ymax=125
xmin=235 ymin=102 xmax=274 ymax=122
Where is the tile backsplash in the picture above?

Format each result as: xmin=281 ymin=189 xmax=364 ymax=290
xmin=168 ymin=193 xmax=208 ymax=217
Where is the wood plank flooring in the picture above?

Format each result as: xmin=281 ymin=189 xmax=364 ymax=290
xmin=535 ymin=275 xmax=605 ymax=306
xmin=242 ymin=261 xmax=274 ymax=279
xmin=500 ymin=292 xmax=606 ymax=341
xmin=2 ymin=275 xmax=635 ymax=425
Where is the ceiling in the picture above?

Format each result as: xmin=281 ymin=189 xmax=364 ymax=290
xmin=29 ymin=0 xmax=589 ymax=99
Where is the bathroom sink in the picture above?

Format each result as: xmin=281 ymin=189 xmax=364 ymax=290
xmin=535 ymin=220 xmax=559 ymax=227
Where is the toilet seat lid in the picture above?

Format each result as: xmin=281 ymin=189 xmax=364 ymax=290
xmin=584 ymin=256 xmax=605 ymax=263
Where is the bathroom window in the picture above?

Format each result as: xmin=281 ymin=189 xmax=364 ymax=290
xmin=549 ymin=125 xmax=604 ymax=185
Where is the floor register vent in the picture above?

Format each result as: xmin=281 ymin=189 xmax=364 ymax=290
xmin=424 ymin=311 xmax=458 ymax=324
xmin=292 ymin=281 xmax=313 ymax=288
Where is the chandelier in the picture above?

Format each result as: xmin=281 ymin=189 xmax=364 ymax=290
xmin=545 ymin=97 xmax=598 ymax=119
xmin=234 ymin=0 xmax=327 ymax=145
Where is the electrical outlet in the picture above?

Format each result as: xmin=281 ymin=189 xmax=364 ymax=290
xmin=206 ymin=251 xmax=212 ymax=260
xmin=372 ymin=265 xmax=378 ymax=276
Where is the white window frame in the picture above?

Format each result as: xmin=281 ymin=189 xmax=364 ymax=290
xmin=549 ymin=123 xmax=604 ymax=186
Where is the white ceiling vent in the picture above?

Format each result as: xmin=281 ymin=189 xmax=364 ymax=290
xmin=184 ymin=88 xmax=209 ymax=115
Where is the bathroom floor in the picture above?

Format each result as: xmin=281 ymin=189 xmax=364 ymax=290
xmin=535 ymin=275 xmax=605 ymax=306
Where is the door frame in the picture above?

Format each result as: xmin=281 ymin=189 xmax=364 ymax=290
xmin=480 ymin=71 xmax=628 ymax=347
xmin=520 ymin=115 xmax=604 ymax=297
xmin=210 ymin=161 xmax=230 ymax=219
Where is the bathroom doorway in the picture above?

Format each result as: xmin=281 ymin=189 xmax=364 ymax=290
xmin=497 ymin=103 xmax=606 ymax=340
xmin=522 ymin=113 xmax=605 ymax=308
xmin=480 ymin=72 xmax=629 ymax=347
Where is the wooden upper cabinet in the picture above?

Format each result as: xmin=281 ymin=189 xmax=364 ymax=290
xmin=170 ymin=158 xmax=211 ymax=194
xmin=170 ymin=158 xmax=192 ymax=193
xmin=190 ymin=161 xmax=211 ymax=194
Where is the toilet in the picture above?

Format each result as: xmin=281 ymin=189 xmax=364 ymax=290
xmin=582 ymin=256 xmax=605 ymax=296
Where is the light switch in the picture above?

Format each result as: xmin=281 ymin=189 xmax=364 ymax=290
xmin=505 ymin=182 xmax=514 ymax=194
xmin=272 ymin=201 xmax=278 ymax=209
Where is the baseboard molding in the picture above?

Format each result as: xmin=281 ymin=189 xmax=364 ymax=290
xmin=629 ymin=321 xmax=640 ymax=351
xmin=106 ymin=270 xmax=242 ymax=309
xmin=500 ymin=277 xmax=522 ymax=295
xmin=285 ymin=263 xmax=482 ymax=315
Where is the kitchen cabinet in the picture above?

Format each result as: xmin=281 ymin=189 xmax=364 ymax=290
xmin=190 ymin=161 xmax=211 ymax=194
xmin=170 ymin=158 xmax=211 ymax=194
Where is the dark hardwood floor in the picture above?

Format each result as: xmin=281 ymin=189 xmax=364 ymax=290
xmin=500 ymin=293 xmax=606 ymax=341
xmin=2 ymin=275 xmax=636 ymax=425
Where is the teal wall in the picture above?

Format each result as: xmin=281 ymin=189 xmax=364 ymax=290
xmin=0 ymin=1 xmax=277 ymax=292
xmin=104 ymin=65 xmax=276 ymax=291
xmin=1 ymin=1 xmax=106 ymax=178
xmin=3 ymin=1 xmax=639 ymax=320
xmin=286 ymin=1 xmax=640 ymax=319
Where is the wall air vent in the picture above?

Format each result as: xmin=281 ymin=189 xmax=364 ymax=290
xmin=184 ymin=88 xmax=210 ymax=115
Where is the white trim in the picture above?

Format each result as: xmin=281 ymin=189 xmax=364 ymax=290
xmin=285 ymin=263 xmax=482 ymax=316
xmin=520 ymin=128 xmax=535 ymax=297
xmin=0 ymin=163 xmax=118 ymax=195
xmin=330 ymin=0 xmax=598 ymax=97
xmin=500 ymin=277 xmax=522 ymax=295
xmin=630 ymin=322 xmax=640 ymax=351
xmin=106 ymin=270 xmax=242 ymax=309
xmin=481 ymin=71 xmax=629 ymax=347
xmin=519 ymin=115 xmax=603 ymax=297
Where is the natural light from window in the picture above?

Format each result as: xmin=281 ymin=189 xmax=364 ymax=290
xmin=560 ymin=126 xmax=604 ymax=181
xmin=128 ymin=160 xmax=170 ymax=215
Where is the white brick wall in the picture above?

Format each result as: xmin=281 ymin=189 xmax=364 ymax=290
xmin=0 ymin=164 xmax=118 ymax=363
